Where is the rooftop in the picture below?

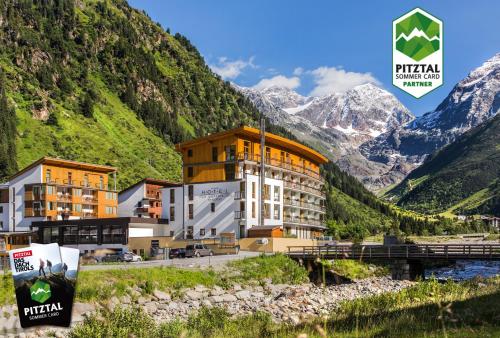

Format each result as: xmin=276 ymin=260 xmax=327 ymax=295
xmin=119 ymin=178 xmax=182 ymax=195
xmin=8 ymin=157 xmax=117 ymax=181
xmin=176 ymin=126 xmax=329 ymax=164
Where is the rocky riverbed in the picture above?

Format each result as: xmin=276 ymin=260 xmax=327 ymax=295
xmin=1 ymin=277 xmax=413 ymax=337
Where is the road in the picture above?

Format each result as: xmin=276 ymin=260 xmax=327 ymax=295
xmin=80 ymin=250 xmax=263 ymax=271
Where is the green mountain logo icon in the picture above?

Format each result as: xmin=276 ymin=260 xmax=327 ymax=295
xmin=395 ymin=10 xmax=440 ymax=61
xmin=30 ymin=280 xmax=52 ymax=303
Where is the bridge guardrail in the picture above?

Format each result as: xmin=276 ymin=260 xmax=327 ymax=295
xmin=286 ymin=244 xmax=500 ymax=260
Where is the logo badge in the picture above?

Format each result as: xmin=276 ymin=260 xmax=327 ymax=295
xmin=393 ymin=8 xmax=443 ymax=98
xmin=30 ymin=280 xmax=52 ymax=303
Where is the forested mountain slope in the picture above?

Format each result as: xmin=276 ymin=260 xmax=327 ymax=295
xmin=388 ymin=114 xmax=500 ymax=216
xmin=0 ymin=0 xmax=260 ymax=186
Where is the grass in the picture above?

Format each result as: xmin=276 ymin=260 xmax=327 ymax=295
xmin=68 ymin=277 xmax=500 ymax=337
xmin=0 ymin=254 xmax=307 ymax=304
xmin=225 ymin=253 xmax=309 ymax=285
xmin=332 ymin=260 xmax=389 ymax=280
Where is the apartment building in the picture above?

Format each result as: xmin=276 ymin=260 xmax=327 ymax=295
xmin=0 ymin=157 xmax=118 ymax=232
xmin=163 ymin=126 xmax=328 ymax=240
xmin=118 ymin=178 xmax=181 ymax=219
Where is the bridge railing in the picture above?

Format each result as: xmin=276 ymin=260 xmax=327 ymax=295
xmin=286 ymin=244 xmax=500 ymax=260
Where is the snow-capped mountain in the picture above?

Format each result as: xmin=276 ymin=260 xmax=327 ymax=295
xmin=295 ymin=84 xmax=413 ymax=146
xmin=235 ymin=83 xmax=415 ymax=190
xmin=361 ymin=53 xmax=500 ymax=166
xmin=236 ymin=53 xmax=499 ymax=191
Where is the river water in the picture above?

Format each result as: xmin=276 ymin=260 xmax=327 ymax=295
xmin=426 ymin=260 xmax=500 ymax=281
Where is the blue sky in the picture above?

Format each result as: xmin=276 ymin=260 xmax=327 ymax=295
xmin=129 ymin=0 xmax=500 ymax=116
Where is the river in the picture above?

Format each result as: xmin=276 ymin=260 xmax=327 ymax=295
xmin=426 ymin=260 xmax=500 ymax=281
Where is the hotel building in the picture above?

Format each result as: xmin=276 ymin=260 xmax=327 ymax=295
xmin=0 ymin=157 xmax=118 ymax=232
xmin=118 ymin=178 xmax=181 ymax=219
xmin=164 ymin=126 xmax=328 ymax=240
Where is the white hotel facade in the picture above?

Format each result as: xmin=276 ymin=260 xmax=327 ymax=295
xmin=161 ymin=126 xmax=328 ymax=240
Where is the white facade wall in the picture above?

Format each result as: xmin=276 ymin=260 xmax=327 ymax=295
xmin=244 ymin=174 xmax=283 ymax=231
xmin=160 ymin=176 xmax=285 ymax=240
xmin=118 ymin=183 xmax=146 ymax=217
xmin=184 ymin=181 xmax=240 ymax=239
xmin=7 ymin=165 xmax=44 ymax=231
xmin=161 ymin=186 xmax=183 ymax=238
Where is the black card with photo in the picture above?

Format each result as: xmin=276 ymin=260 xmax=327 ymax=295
xmin=8 ymin=243 xmax=75 ymax=328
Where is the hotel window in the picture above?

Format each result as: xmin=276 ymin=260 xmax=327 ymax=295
xmin=252 ymin=182 xmax=256 ymax=198
xmin=187 ymin=149 xmax=193 ymax=157
xmin=265 ymin=147 xmax=271 ymax=161
xmin=187 ymin=226 xmax=193 ymax=239
xmin=187 ymin=166 xmax=194 ymax=178
xmin=264 ymin=203 xmax=271 ymax=219
xmin=274 ymin=186 xmax=280 ymax=202
xmin=224 ymin=163 xmax=235 ymax=180
xmin=170 ymin=189 xmax=175 ymax=203
xmin=239 ymin=181 xmax=245 ymax=194
xmin=73 ymin=204 xmax=82 ymax=212
xmin=48 ymin=202 xmax=56 ymax=211
xmin=200 ymin=229 xmax=205 ymax=236
xmin=252 ymin=202 xmax=256 ymax=218
xmin=274 ymin=205 xmax=280 ymax=220
xmin=188 ymin=185 xmax=194 ymax=201
xmin=73 ymin=188 xmax=82 ymax=197
xmin=211 ymin=228 xmax=216 ymax=236
xmin=99 ymin=176 xmax=104 ymax=189
xmin=170 ymin=231 xmax=174 ymax=237
xmin=280 ymin=151 xmax=285 ymax=163
xmin=211 ymin=203 xmax=215 ymax=212
xmin=212 ymin=147 xmax=218 ymax=162
xmin=188 ymin=204 xmax=194 ymax=219
xmin=264 ymin=184 xmax=270 ymax=200
xmin=170 ymin=206 xmax=175 ymax=221
xmin=105 ymin=206 xmax=115 ymax=214
xmin=225 ymin=145 xmax=236 ymax=161
xmin=67 ymin=172 xmax=73 ymax=185
xmin=83 ymin=174 xmax=89 ymax=187
xmin=45 ymin=169 xmax=52 ymax=183
xmin=243 ymin=141 xmax=251 ymax=159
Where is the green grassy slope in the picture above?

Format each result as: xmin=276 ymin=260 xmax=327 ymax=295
xmin=387 ymin=114 xmax=500 ymax=215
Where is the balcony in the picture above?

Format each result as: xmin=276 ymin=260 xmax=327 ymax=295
xmin=283 ymin=180 xmax=325 ymax=198
xmin=283 ymin=215 xmax=324 ymax=227
xmin=42 ymin=179 xmax=114 ymax=191
xmin=237 ymin=152 xmax=323 ymax=181
xmin=283 ymin=198 xmax=300 ymax=206
xmin=82 ymin=195 xmax=98 ymax=203
xmin=82 ymin=212 xmax=97 ymax=219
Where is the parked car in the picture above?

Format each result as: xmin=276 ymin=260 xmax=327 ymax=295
xmin=185 ymin=244 xmax=213 ymax=258
xmin=122 ymin=252 xmax=143 ymax=262
xmin=101 ymin=253 xmax=124 ymax=262
xmin=169 ymin=248 xmax=186 ymax=259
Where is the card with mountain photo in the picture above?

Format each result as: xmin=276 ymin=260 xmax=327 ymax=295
xmin=8 ymin=243 xmax=74 ymax=328
xmin=31 ymin=244 xmax=81 ymax=326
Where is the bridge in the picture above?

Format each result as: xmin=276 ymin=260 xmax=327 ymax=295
xmin=286 ymin=244 xmax=500 ymax=280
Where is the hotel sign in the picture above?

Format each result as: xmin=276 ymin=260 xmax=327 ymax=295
xmin=200 ymin=188 xmax=229 ymax=201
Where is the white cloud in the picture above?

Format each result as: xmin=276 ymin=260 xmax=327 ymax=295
xmin=210 ymin=56 xmax=256 ymax=80
xmin=293 ymin=67 xmax=304 ymax=76
xmin=252 ymin=75 xmax=301 ymax=90
xmin=309 ymin=66 xmax=380 ymax=96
